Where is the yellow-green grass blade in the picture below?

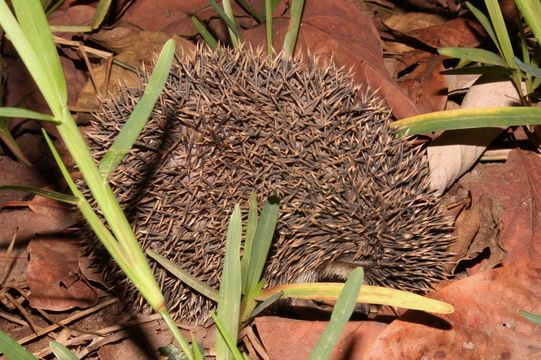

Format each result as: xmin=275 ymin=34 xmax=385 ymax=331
xmin=49 ymin=340 xmax=79 ymax=360
xmin=438 ymin=47 xmax=506 ymax=67
xmin=211 ymin=313 xmax=245 ymax=360
xmin=146 ymin=249 xmax=219 ymax=301
xmin=192 ymin=17 xmax=218 ymax=51
xmin=244 ymin=196 xmax=279 ymax=298
xmin=0 ymin=185 xmax=79 ymax=204
xmin=485 ymin=0 xmax=515 ymax=66
xmin=91 ymin=0 xmax=112 ymax=29
xmin=390 ymin=107 xmax=541 ymax=135
xmin=240 ymin=193 xmax=259 ymax=294
xmin=191 ymin=333 xmax=205 ymax=360
xmin=0 ymin=107 xmax=57 ymax=123
xmin=514 ymin=0 xmax=541 ymax=44
xmin=465 ymin=2 xmax=501 ymax=55
xmin=10 ymin=0 xmax=67 ymax=109
xmin=99 ymin=39 xmax=175 ymax=180
xmin=221 ymin=0 xmax=239 ymax=48
xmin=0 ymin=0 xmax=64 ymax=117
xmin=207 ymin=0 xmax=242 ymax=47
xmin=0 ymin=329 xmax=37 ymax=360
xmin=258 ymin=282 xmax=455 ymax=314
xmin=307 ymin=268 xmax=364 ymax=360
xmin=265 ymin=0 xmax=273 ymax=55
xmin=282 ymin=0 xmax=305 ymax=57
xmin=216 ymin=205 xmax=243 ymax=360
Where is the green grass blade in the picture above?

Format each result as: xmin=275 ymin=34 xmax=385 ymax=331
xmin=207 ymin=0 xmax=242 ymax=47
xmin=520 ymin=310 xmax=541 ymax=324
xmin=0 ymin=1 xmax=63 ymax=116
xmin=265 ymin=0 xmax=273 ymax=55
xmin=485 ymin=0 xmax=515 ymax=66
xmin=45 ymin=0 xmax=64 ymax=16
xmin=99 ymin=39 xmax=175 ymax=179
xmin=11 ymin=0 xmax=67 ymax=107
xmin=91 ymin=0 xmax=111 ymax=29
xmin=236 ymin=0 xmax=264 ymax=22
xmin=390 ymin=107 xmax=541 ymax=135
xmin=514 ymin=0 xmax=541 ymax=44
xmin=465 ymin=2 xmax=501 ymax=55
xmin=221 ymin=0 xmax=239 ymax=48
xmin=282 ymin=0 xmax=305 ymax=57
xmin=241 ymin=193 xmax=258 ymax=294
xmin=192 ymin=17 xmax=218 ymax=50
xmin=307 ymin=268 xmax=364 ymax=360
xmin=211 ymin=313 xmax=244 ymax=360
xmin=191 ymin=333 xmax=205 ymax=360
xmin=146 ymin=249 xmax=219 ymax=301
xmin=0 ymin=185 xmax=80 ymax=204
xmin=514 ymin=56 xmax=541 ymax=78
xmin=438 ymin=47 xmax=506 ymax=66
xmin=216 ymin=205 xmax=242 ymax=360
xmin=49 ymin=340 xmax=79 ymax=360
xmin=244 ymin=196 xmax=279 ymax=297
xmin=0 ymin=329 xmax=37 ymax=360
xmin=0 ymin=107 xmax=57 ymax=123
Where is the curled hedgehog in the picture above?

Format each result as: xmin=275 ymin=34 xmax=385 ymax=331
xmin=85 ymin=45 xmax=453 ymax=324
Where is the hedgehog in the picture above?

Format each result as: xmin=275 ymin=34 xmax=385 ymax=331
xmin=84 ymin=44 xmax=453 ymax=325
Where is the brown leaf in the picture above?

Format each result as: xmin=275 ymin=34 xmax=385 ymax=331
xmin=363 ymin=266 xmax=541 ymax=359
xmin=243 ymin=0 xmax=420 ymax=119
xmin=254 ymin=317 xmax=386 ymax=359
xmin=458 ymin=149 xmax=541 ymax=269
xmin=27 ymin=236 xmax=98 ymax=311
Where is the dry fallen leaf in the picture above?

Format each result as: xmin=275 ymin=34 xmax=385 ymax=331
xmin=28 ymin=236 xmax=98 ymax=311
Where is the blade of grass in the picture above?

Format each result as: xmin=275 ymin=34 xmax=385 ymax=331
xmin=0 ymin=329 xmax=37 ymax=360
xmin=465 ymin=2 xmax=501 ymax=55
xmin=236 ymin=0 xmax=264 ymax=23
xmin=514 ymin=0 xmax=541 ymax=43
xmin=519 ymin=310 xmax=541 ymax=324
xmin=438 ymin=47 xmax=507 ymax=67
xmin=514 ymin=56 xmax=541 ymax=78
xmin=307 ymin=268 xmax=364 ymax=360
xmin=216 ymin=205 xmax=243 ymax=360
xmin=11 ymin=0 xmax=67 ymax=107
xmin=49 ymin=340 xmax=79 ymax=360
xmin=240 ymin=193 xmax=258 ymax=294
xmin=99 ymin=39 xmax=175 ymax=179
xmin=282 ymin=0 xmax=305 ymax=57
xmin=390 ymin=107 xmax=541 ymax=135
xmin=207 ymin=0 xmax=242 ymax=47
xmin=211 ymin=313 xmax=244 ymax=360
xmin=244 ymin=196 xmax=279 ymax=298
xmin=265 ymin=0 xmax=273 ymax=55
xmin=91 ymin=0 xmax=111 ymax=29
xmin=0 ymin=107 xmax=57 ymax=122
xmin=146 ymin=249 xmax=219 ymax=301
xmin=191 ymin=17 xmax=218 ymax=50
xmin=221 ymin=0 xmax=239 ymax=48
xmin=258 ymin=282 xmax=455 ymax=314
xmin=485 ymin=0 xmax=515 ymax=66
xmin=0 ymin=185 xmax=79 ymax=204
xmin=0 ymin=1 xmax=63 ymax=115
xmin=191 ymin=333 xmax=205 ymax=360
